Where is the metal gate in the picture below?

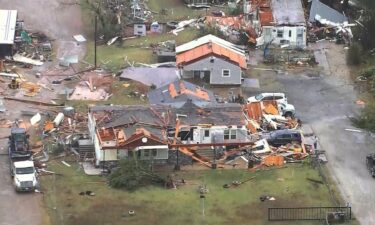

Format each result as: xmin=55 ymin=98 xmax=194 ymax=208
xmin=268 ymin=207 xmax=351 ymax=221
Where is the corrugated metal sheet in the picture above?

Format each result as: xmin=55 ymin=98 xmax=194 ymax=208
xmin=309 ymin=0 xmax=347 ymax=24
xmin=176 ymin=42 xmax=247 ymax=69
xmin=0 ymin=10 xmax=17 ymax=44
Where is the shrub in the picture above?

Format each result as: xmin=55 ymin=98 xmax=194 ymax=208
xmin=108 ymin=159 xmax=164 ymax=191
xmin=352 ymin=103 xmax=375 ymax=132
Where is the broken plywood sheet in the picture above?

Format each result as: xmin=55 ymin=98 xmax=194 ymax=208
xmin=13 ymin=54 xmax=43 ymax=66
xmin=68 ymin=85 xmax=109 ymax=101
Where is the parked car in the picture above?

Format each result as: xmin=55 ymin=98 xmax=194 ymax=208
xmin=366 ymin=153 xmax=375 ymax=177
xmin=262 ymin=129 xmax=302 ymax=147
xmin=247 ymin=93 xmax=288 ymax=105
xmin=278 ymin=102 xmax=295 ymax=118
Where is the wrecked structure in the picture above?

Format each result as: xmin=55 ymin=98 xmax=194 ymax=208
xmin=176 ymin=34 xmax=247 ymax=85
xmin=253 ymin=0 xmax=307 ymax=48
xmin=88 ymin=101 xmax=253 ymax=167
xmin=88 ymin=105 xmax=172 ymax=167
xmin=148 ymin=80 xmax=216 ymax=107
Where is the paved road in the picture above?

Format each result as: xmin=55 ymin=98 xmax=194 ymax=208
xmin=254 ymin=72 xmax=375 ymax=225
xmin=279 ymin=74 xmax=375 ymax=225
xmin=0 ymin=1 xmax=84 ymax=224
xmin=0 ymin=139 xmax=46 ymax=225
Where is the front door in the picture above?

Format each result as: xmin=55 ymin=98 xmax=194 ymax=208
xmin=296 ymin=28 xmax=304 ymax=47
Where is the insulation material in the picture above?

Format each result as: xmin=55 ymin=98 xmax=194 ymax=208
xmin=21 ymin=82 xmax=42 ymax=97
xmin=263 ymin=155 xmax=284 ymax=166
xmin=245 ymin=102 xmax=262 ymax=121
xmin=262 ymin=100 xmax=279 ymax=115
xmin=247 ymin=119 xmax=260 ymax=133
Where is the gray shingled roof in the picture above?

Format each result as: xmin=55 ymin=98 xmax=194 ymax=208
xmin=309 ymin=0 xmax=347 ymax=24
xmin=120 ymin=67 xmax=180 ymax=88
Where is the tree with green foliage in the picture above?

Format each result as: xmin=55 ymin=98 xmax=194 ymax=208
xmin=108 ymin=158 xmax=165 ymax=191
xmin=352 ymin=103 xmax=375 ymax=132
xmin=356 ymin=0 xmax=375 ymax=50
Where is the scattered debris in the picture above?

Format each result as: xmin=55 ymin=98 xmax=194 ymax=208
xmin=30 ymin=113 xmax=41 ymax=125
xmin=344 ymin=128 xmax=362 ymax=133
xmin=73 ymin=34 xmax=86 ymax=43
xmin=61 ymin=161 xmax=71 ymax=167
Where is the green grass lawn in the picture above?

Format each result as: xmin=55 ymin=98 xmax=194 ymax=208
xmin=84 ymin=27 xmax=200 ymax=71
xmin=41 ymin=161 xmax=359 ymax=225
xmin=148 ymin=0 xmax=207 ymax=22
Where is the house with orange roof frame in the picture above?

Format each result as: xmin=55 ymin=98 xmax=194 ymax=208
xmin=176 ymin=34 xmax=247 ymax=85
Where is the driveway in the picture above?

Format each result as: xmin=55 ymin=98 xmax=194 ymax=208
xmin=0 ymin=1 xmax=85 ymax=224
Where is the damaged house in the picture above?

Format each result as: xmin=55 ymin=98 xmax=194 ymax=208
xmin=174 ymin=100 xmax=251 ymax=145
xmin=176 ymin=34 xmax=247 ymax=85
xmin=88 ymin=101 xmax=253 ymax=168
xmin=254 ymin=0 xmax=307 ymax=48
xmin=88 ymin=105 xmax=173 ymax=167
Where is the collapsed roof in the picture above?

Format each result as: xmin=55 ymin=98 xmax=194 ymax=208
xmin=148 ymin=80 xmax=216 ymax=107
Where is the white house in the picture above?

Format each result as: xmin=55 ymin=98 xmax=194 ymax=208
xmin=254 ymin=0 xmax=307 ymax=48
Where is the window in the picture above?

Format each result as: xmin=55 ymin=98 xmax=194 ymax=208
xmin=289 ymin=30 xmax=292 ymax=37
xmin=224 ymin=129 xmax=230 ymax=140
xmin=274 ymin=96 xmax=283 ymax=100
xmin=255 ymin=94 xmax=264 ymax=101
xmin=152 ymin=149 xmax=157 ymax=157
xmin=143 ymin=149 xmax=150 ymax=157
xmin=281 ymin=134 xmax=292 ymax=139
xmin=277 ymin=29 xmax=283 ymax=38
xmin=222 ymin=69 xmax=230 ymax=77
xmin=204 ymin=130 xmax=210 ymax=137
xmin=230 ymin=129 xmax=237 ymax=139
xmin=224 ymin=129 xmax=237 ymax=140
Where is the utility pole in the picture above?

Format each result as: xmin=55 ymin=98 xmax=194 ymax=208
xmin=94 ymin=15 xmax=97 ymax=68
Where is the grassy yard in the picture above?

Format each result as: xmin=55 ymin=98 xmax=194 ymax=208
xmin=148 ymin=0 xmax=208 ymax=22
xmin=41 ymin=161 xmax=359 ymax=225
xmin=84 ymin=27 xmax=200 ymax=71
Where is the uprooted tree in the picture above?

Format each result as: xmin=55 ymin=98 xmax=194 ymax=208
xmin=108 ymin=158 xmax=165 ymax=191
